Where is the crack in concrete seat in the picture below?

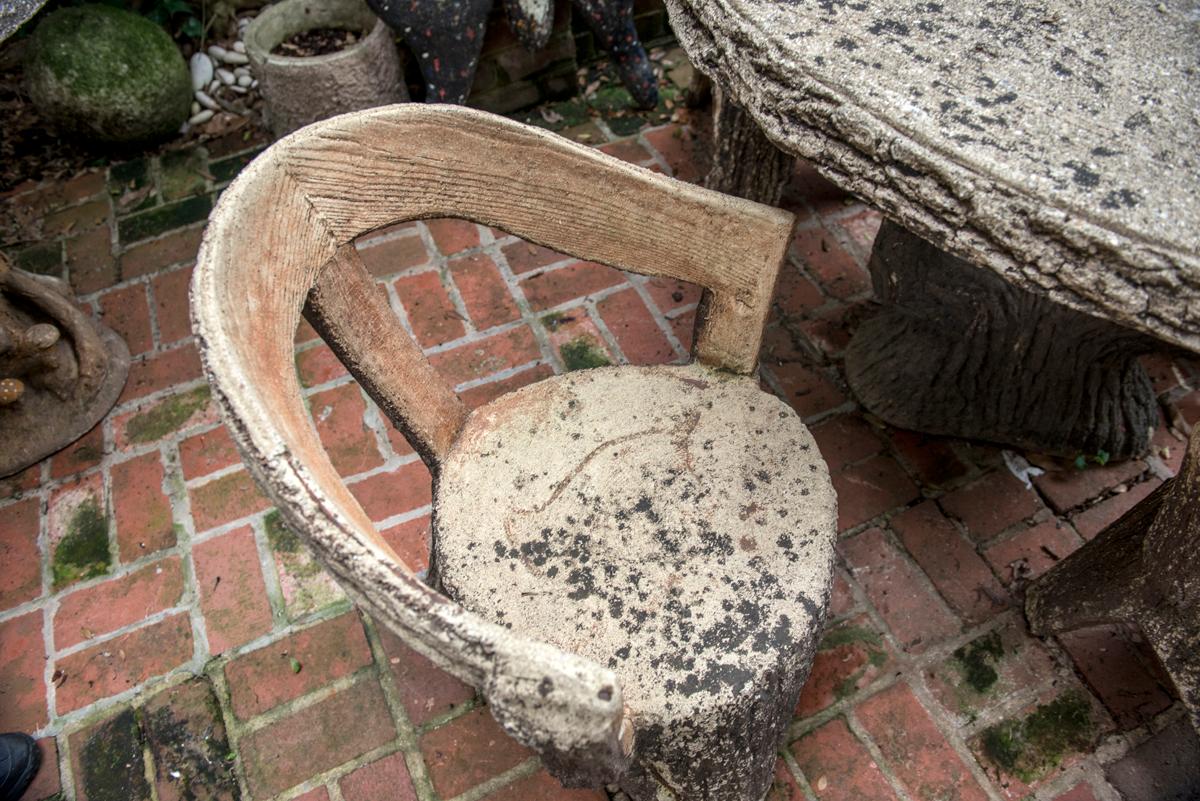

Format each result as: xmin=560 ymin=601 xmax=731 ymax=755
xmin=191 ymin=104 xmax=836 ymax=801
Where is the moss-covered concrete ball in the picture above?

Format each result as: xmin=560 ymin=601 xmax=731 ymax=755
xmin=25 ymin=4 xmax=191 ymax=144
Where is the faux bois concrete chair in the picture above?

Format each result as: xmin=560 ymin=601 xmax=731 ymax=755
xmin=191 ymin=105 xmax=837 ymax=801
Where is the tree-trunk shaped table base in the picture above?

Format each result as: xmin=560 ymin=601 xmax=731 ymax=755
xmin=0 ymin=256 xmax=129 ymax=477
xmin=1026 ymin=427 xmax=1200 ymax=734
xmin=704 ymin=87 xmax=794 ymax=207
xmin=845 ymin=221 xmax=1158 ymax=460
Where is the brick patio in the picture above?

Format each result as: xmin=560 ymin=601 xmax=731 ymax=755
xmin=2 ymin=54 xmax=1199 ymax=801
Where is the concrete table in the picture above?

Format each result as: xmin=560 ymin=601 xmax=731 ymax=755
xmin=664 ymin=0 xmax=1200 ymax=459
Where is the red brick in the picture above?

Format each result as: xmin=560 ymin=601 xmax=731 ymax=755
xmin=765 ymin=360 xmax=847 ymax=419
xmin=940 ymin=471 xmax=1044 ymax=543
xmin=225 ymin=612 xmax=373 ymax=719
xmin=119 ymin=344 xmax=203 ymax=404
xmin=179 ymin=425 xmax=241 ymax=479
xmin=378 ymin=625 xmax=474 ymax=727
xmin=429 ymin=325 xmax=541 ymax=386
xmin=772 ymin=262 xmax=826 ymax=318
xmin=810 ymin=415 xmax=883 ymax=472
xmin=1033 ymin=460 xmax=1148 ymax=513
xmin=309 ymin=383 xmax=384 ymax=477
xmin=856 ymin=682 xmax=990 ymax=801
xmin=796 ymin=614 xmax=892 ymax=718
xmin=839 ymin=528 xmax=959 ymax=651
xmin=451 ymin=253 xmax=521 ymax=330
xmin=119 ymin=226 xmax=203 ymax=278
xmin=643 ymin=275 xmax=702 ymax=313
xmin=357 ymin=231 xmax=430 ymax=277
xmin=765 ymin=760 xmax=805 ymax=801
xmin=598 ymin=139 xmax=652 ymax=163
xmin=420 ymin=706 xmax=533 ymax=798
xmin=789 ymin=717 xmax=899 ymax=801
xmin=142 ymin=678 xmax=239 ymax=801
xmin=0 ymin=497 xmax=42 ymax=608
xmin=49 ymin=421 xmax=104 ymax=479
xmin=829 ymin=569 xmax=857 ymax=618
xmin=0 ymin=611 xmax=48 ymax=732
xmin=112 ymin=385 xmax=216 ymax=449
xmin=394 ymin=270 xmax=467 ymax=348
xmin=55 ymin=613 xmax=193 ymax=713
xmin=97 ymin=287 xmax=154 ymax=354
xmin=484 ymin=768 xmax=606 ymax=800
xmin=348 ymin=461 xmax=433 ymax=522
xmin=1069 ymin=479 xmax=1162 ymax=540
xmin=295 ymin=342 xmax=349 ymax=388
xmin=43 ymin=198 xmax=109 ymax=238
xmin=890 ymin=502 xmax=1007 ymax=623
xmin=339 ymin=751 xmax=418 ymax=801
xmin=65 ymin=225 xmax=117 ymax=294
xmin=597 ymin=287 xmax=674 ymax=365
xmin=151 ymin=265 xmax=194 ymax=344
xmin=54 ymin=556 xmax=184 ymax=650
xmin=382 ymin=415 xmax=416 ymax=458
xmin=458 ymin=364 xmax=554 ymax=409
xmin=791 ymin=227 xmax=868 ymax=299
xmin=189 ymin=469 xmax=271 ymax=533
xmin=520 ymin=261 xmax=625 ymax=310
xmin=835 ymin=208 xmax=883 ymax=256
xmin=238 ymin=678 xmax=396 ymax=798
xmin=1053 ymin=782 xmax=1101 ymax=801
xmin=290 ymin=789 xmax=329 ymax=801
xmin=194 ymin=526 xmax=273 ymax=655
xmin=642 ymin=124 xmax=701 ymax=183
xmin=925 ymin=620 xmax=1058 ymax=722
xmin=830 ymin=455 xmax=919 ymax=532
xmin=888 ymin=429 xmax=971 ymax=489
xmin=669 ymin=308 xmax=696 ymax=351
xmin=501 ymin=240 xmax=569 ymax=274
xmin=796 ymin=302 xmax=863 ymax=357
xmin=381 ymin=514 xmax=431 ymax=573
xmin=1057 ymin=625 xmax=1172 ymax=730
xmin=18 ymin=737 xmax=60 ymax=801
xmin=111 ymin=452 xmax=176 ymax=561
xmin=427 ymin=218 xmax=482 ymax=255
xmin=62 ymin=170 xmax=107 ymax=204
xmin=294 ymin=315 xmax=320 ymax=344
xmin=69 ymin=707 xmax=150 ymax=801
xmin=983 ymin=519 xmax=1081 ymax=585
xmin=789 ymin=160 xmax=847 ymax=210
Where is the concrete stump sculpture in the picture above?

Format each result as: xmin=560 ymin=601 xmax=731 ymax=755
xmin=366 ymin=0 xmax=659 ymax=108
xmin=0 ymin=254 xmax=129 ymax=477
xmin=192 ymin=105 xmax=836 ymax=801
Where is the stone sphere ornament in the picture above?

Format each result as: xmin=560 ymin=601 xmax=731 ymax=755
xmin=25 ymin=4 xmax=191 ymax=144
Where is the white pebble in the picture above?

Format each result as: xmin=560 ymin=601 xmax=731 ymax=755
xmin=233 ymin=40 xmax=246 ymax=53
xmin=189 ymin=52 xmax=213 ymax=91
xmin=208 ymin=44 xmax=228 ymax=60
xmin=188 ymin=109 xmax=215 ymax=125
xmin=250 ymin=79 xmax=258 ymax=89
xmin=222 ymin=51 xmax=250 ymax=65
xmin=237 ymin=74 xmax=253 ymax=87
xmin=195 ymin=90 xmax=219 ymax=110
xmin=208 ymin=78 xmax=219 ymax=93
xmin=228 ymin=85 xmax=249 ymax=94
xmin=191 ymin=100 xmax=200 ymax=115
xmin=234 ymin=66 xmax=250 ymax=77
xmin=217 ymin=67 xmax=236 ymax=85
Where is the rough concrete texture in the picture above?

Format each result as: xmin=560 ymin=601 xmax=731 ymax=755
xmin=664 ymin=0 xmax=1200 ymax=353
xmin=244 ymin=0 xmax=407 ymax=138
xmin=436 ymin=363 xmax=837 ymax=800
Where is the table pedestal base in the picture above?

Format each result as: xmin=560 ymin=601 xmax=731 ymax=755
xmin=704 ymin=88 xmax=794 ymax=205
xmin=845 ymin=221 xmax=1157 ymax=460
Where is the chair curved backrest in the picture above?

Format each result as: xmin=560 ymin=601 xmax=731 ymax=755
xmin=191 ymin=104 xmax=794 ymax=777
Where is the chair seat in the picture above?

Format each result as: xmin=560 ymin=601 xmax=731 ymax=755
xmin=434 ymin=363 xmax=836 ymax=793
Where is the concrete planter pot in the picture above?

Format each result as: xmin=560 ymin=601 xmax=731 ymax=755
xmin=244 ymin=0 xmax=407 ymax=138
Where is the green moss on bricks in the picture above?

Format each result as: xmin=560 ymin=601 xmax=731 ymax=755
xmin=560 ymin=336 xmax=611 ymax=371
xmin=264 ymin=510 xmax=301 ymax=554
xmin=26 ymin=5 xmax=191 ymax=144
xmin=52 ymin=499 xmax=112 ymax=588
xmin=953 ymin=629 xmax=1005 ymax=693
xmin=980 ymin=691 xmax=1096 ymax=782
xmin=818 ymin=624 xmax=882 ymax=650
xmin=77 ymin=707 xmax=150 ymax=801
xmin=125 ymin=386 xmax=210 ymax=444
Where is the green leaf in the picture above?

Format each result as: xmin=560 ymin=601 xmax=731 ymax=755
xmin=181 ymin=16 xmax=203 ymax=38
xmin=1073 ymin=455 xmax=1087 ymax=470
xmin=290 ymin=657 xmax=302 ymax=674
xmin=1093 ymin=449 xmax=1110 ymax=466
